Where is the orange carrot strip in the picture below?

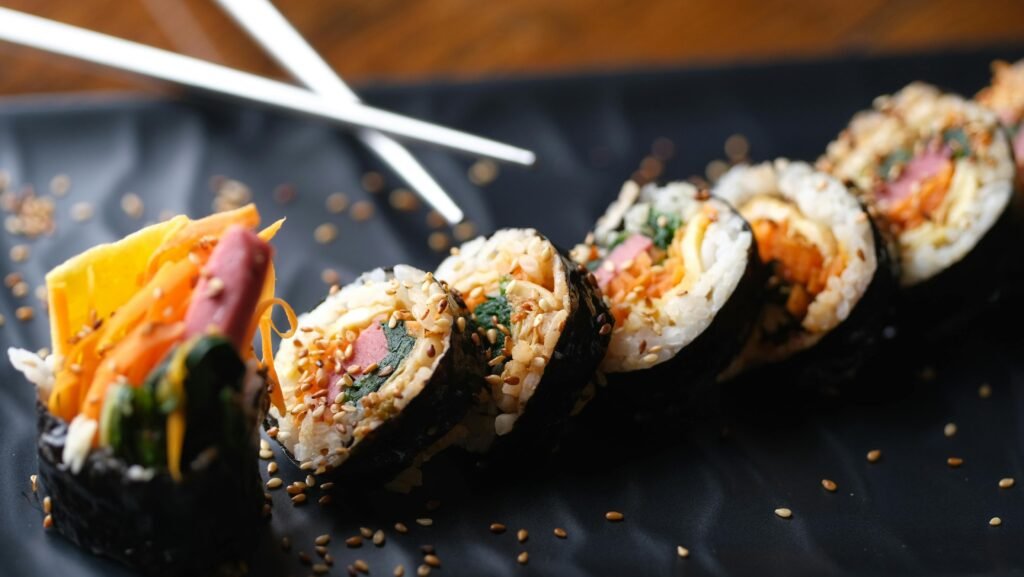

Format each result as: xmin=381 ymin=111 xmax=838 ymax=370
xmin=144 ymin=204 xmax=260 ymax=281
xmin=47 ymin=329 xmax=102 ymax=421
xmin=99 ymin=258 xmax=199 ymax=351
xmin=258 ymin=218 xmax=285 ymax=242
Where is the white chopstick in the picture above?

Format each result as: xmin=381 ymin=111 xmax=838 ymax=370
xmin=0 ymin=7 xmax=536 ymax=167
xmin=213 ymin=0 xmax=465 ymax=224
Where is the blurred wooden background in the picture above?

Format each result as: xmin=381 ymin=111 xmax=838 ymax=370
xmin=0 ymin=0 xmax=1023 ymax=95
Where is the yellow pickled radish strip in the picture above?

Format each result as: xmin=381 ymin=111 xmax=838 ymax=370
xmin=163 ymin=341 xmax=192 ymax=482
xmin=681 ymin=212 xmax=711 ymax=289
xmin=144 ymin=204 xmax=260 ymax=281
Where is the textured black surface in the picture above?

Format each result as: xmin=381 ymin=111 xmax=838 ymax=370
xmin=2 ymin=47 xmax=1024 ymax=577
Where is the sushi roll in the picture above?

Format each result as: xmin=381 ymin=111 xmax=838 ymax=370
xmin=819 ymin=83 xmax=1021 ymax=334
xmin=976 ymin=59 xmax=1024 ymax=190
xmin=571 ymin=180 xmax=764 ymax=392
xmin=269 ymin=265 xmax=485 ymax=485
xmin=7 ymin=205 xmax=288 ymax=576
xmin=435 ymin=228 xmax=611 ymax=458
xmin=713 ymin=159 xmax=897 ymax=382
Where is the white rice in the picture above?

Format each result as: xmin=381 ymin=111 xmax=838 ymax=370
xmin=714 ymin=159 xmax=877 ymax=365
xmin=820 ymin=82 xmax=1015 ymax=286
xmin=436 ymin=228 xmax=570 ymax=439
xmin=271 ymin=265 xmax=455 ymax=472
xmin=576 ymin=181 xmax=753 ymax=373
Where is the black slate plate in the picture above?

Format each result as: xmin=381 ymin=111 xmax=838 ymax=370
xmin=2 ymin=47 xmax=1024 ymax=577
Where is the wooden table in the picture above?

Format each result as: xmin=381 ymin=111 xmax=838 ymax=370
xmin=0 ymin=0 xmax=1022 ymax=95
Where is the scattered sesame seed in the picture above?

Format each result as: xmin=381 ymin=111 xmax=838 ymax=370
xmin=999 ymin=478 xmax=1015 ymax=489
xmin=306 ymin=474 xmax=316 ymax=488
xmin=43 ymin=496 xmax=52 ymax=514
xmin=267 ymin=461 xmax=278 ymax=475
xmin=774 ymin=508 xmax=793 ymax=519
xmin=121 ymin=193 xmax=144 ymax=218
xmin=416 ymin=518 xmax=433 ymax=527
xmin=9 ymin=244 xmax=29 ymax=262
xmin=389 ymin=188 xmax=419 ymax=211
xmin=990 ymin=517 xmax=1003 ymax=527
xmin=394 ymin=565 xmax=405 ymax=577
xmin=453 ymin=221 xmax=476 ymax=241
xmin=553 ymin=527 xmax=567 ymax=539
xmin=350 ymin=200 xmax=375 ymax=222
xmin=291 ymin=493 xmax=307 ymax=505
xmin=416 ymin=564 xmax=431 ymax=577
xmin=315 ymin=534 xmax=331 ymax=546
xmin=12 ymin=281 xmax=28 ymax=298
xmin=428 ymin=231 xmax=450 ymax=252
xmin=361 ymin=172 xmax=385 ymax=193
xmin=420 ymin=545 xmax=435 ymax=555
xmin=821 ymin=479 xmax=838 ymax=492
xmin=468 ymin=159 xmax=499 ymax=186
xmin=326 ymin=192 xmax=350 ymax=213
xmin=273 ymin=183 xmax=297 ymax=204
xmin=266 ymin=478 xmax=283 ymax=489
xmin=425 ymin=211 xmax=446 ymax=229
xmin=360 ymin=527 xmax=374 ymax=538
xmin=71 ymin=201 xmax=94 ymax=222
xmin=313 ymin=563 xmax=330 ymax=575
xmin=314 ymin=223 xmax=338 ymax=244
xmin=944 ymin=423 xmax=958 ymax=438
xmin=424 ymin=554 xmax=441 ymax=568
xmin=30 ymin=474 xmax=37 ymax=493
xmin=724 ymin=134 xmax=750 ymax=162
xmin=489 ymin=522 xmax=506 ymax=534
xmin=49 ymin=174 xmax=70 ymax=197
xmin=346 ymin=536 xmax=363 ymax=548
xmin=259 ymin=449 xmax=273 ymax=459
xmin=677 ymin=545 xmax=690 ymax=558
xmin=517 ymin=529 xmax=528 ymax=543
xmin=353 ymin=559 xmax=370 ymax=574
xmin=866 ymin=449 xmax=882 ymax=463
xmin=517 ymin=551 xmax=529 ymax=565
xmin=15 ymin=306 xmax=34 ymax=322
xmin=318 ymin=495 xmax=332 ymax=506
xmin=605 ymin=511 xmax=624 ymax=522
xmin=705 ymin=159 xmax=729 ymax=183
xmin=947 ymin=457 xmax=964 ymax=468
xmin=395 ymin=522 xmax=409 ymax=534
xmin=298 ymin=551 xmax=312 ymax=565
xmin=979 ymin=383 xmax=993 ymax=399
xmin=321 ymin=268 xmax=341 ymax=285
xmin=43 ymin=514 xmax=53 ymax=529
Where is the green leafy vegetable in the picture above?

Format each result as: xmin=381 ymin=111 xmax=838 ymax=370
xmin=942 ymin=128 xmax=971 ymax=159
xmin=878 ymin=148 xmax=912 ymax=180
xmin=647 ymin=209 xmax=681 ymax=250
xmin=345 ymin=321 xmax=417 ymax=404
xmin=607 ymin=230 xmax=631 ymax=250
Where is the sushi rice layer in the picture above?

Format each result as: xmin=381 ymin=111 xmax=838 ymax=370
xmin=573 ymin=181 xmax=753 ymax=373
xmin=714 ymin=159 xmax=878 ymax=366
xmin=820 ymin=82 xmax=1015 ymax=286
xmin=272 ymin=266 xmax=455 ymax=471
xmin=436 ymin=228 xmax=571 ymax=438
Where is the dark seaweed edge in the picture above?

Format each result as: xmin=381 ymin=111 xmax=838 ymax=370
xmin=267 ymin=270 xmax=488 ymax=488
xmin=35 ymin=371 xmax=268 ymax=577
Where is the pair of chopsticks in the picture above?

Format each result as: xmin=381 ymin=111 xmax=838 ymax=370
xmin=0 ymin=5 xmax=537 ymax=224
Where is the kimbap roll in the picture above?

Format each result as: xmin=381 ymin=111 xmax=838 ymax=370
xmin=7 ymin=205 xmax=288 ymax=575
xmin=713 ymin=160 xmax=897 ymax=381
xmin=976 ymin=59 xmax=1024 ymax=190
xmin=435 ymin=228 xmax=611 ymax=457
xmin=571 ymin=180 xmax=764 ymax=390
xmin=269 ymin=265 xmax=485 ymax=485
xmin=819 ymin=83 xmax=1018 ymax=290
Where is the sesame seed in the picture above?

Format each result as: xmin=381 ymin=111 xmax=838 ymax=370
xmin=9 ymin=244 xmax=29 ymax=262
xmin=420 ymin=545 xmax=435 ymax=555
xmin=428 ymin=232 xmax=450 ymax=252
xmin=553 ymin=527 xmax=567 ymax=538
xmin=468 ymin=159 xmax=499 ymax=186
xmin=266 ymin=478 xmax=283 ymax=489
xmin=424 ymin=554 xmax=441 ymax=568
xmin=360 ymin=527 xmax=374 ymax=538
xmin=426 ymin=211 xmax=446 ymax=229
xmin=346 ymin=536 xmax=363 ymax=548
xmin=315 ymin=534 xmax=331 ymax=546
xmin=326 ymin=192 xmax=349 ymax=213
xmin=389 ymin=188 xmax=419 ymax=211
xmin=353 ymin=559 xmax=370 ymax=574
xmin=15 ymin=306 xmax=33 ymax=322
xmin=320 ymin=481 xmax=334 ymax=491
xmin=944 ymin=423 xmax=958 ymax=438
xmin=866 ymin=449 xmax=882 ymax=463
xmin=517 ymin=551 xmax=529 ymax=565
xmin=999 ymin=477 xmax=1015 ymax=489
xmin=71 ymin=201 xmax=94 ymax=222
xmin=291 ymin=493 xmax=307 ymax=505
xmin=43 ymin=514 xmax=53 ymax=529
xmin=774 ymin=508 xmax=793 ymax=519
xmin=361 ymin=171 xmax=385 ymax=193
xmin=50 ymin=174 xmax=70 ymax=196
xmin=318 ymin=495 xmax=332 ymax=506
xmin=298 ymin=551 xmax=312 ymax=565
xmin=416 ymin=564 xmax=431 ymax=577
xmin=281 ymin=537 xmax=291 ymax=551
xmin=821 ymin=479 xmax=838 ymax=492
xmin=395 ymin=522 xmax=409 ymax=534
xmin=267 ymin=461 xmax=278 ymax=474
xmin=517 ymin=529 xmax=528 ymax=543
xmin=677 ymin=545 xmax=690 ymax=558
xmin=322 ymin=268 xmax=341 ymax=285
xmin=990 ymin=517 xmax=1003 ymax=527
xmin=394 ymin=565 xmax=405 ymax=577
xmin=43 ymin=496 xmax=52 ymax=514
xmin=979 ymin=383 xmax=993 ymax=399
xmin=947 ymin=457 xmax=964 ymax=468
xmin=12 ymin=281 xmax=28 ymax=297
xmin=453 ymin=221 xmax=476 ymax=241
xmin=605 ymin=511 xmax=624 ymax=522
xmin=259 ymin=449 xmax=273 ymax=459
xmin=306 ymin=474 xmax=317 ymax=487
xmin=313 ymin=563 xmax=329 ymax=575
xmin=599 ymin=323 xmax=612 ymax=336
xmin=121 ymin=193 xmax=144 ymax=218
xmin=30 ymin=474 xmax=37 ymax=493
xmin=314 ymin=223 xmax=338 ymax=244
xmin=724 ymin=134 xmax=750 ymax=162
xmin=351 ymin=200 xmax=375 ymax=222
xmin=489 ymin=522 xmax=506 ymax=534
xmin=416 ymin=518 xmax=433 ymax=527
xmin=642 ymin=353 xmax=658 ymax=364
xmin=372 ymin=529 xmax=385 ymax=546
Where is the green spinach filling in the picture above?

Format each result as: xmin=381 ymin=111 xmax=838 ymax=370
xmin=344 ymin=320 xmax=417 ymax=404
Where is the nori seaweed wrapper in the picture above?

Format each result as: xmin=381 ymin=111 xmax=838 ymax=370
xmin=35 ymin=358 xmax=268 ymax=577
xmin=268 ymin=271 xmax=488 ymax=487
xmin=477 ymin=248 xmax=612 ymax=468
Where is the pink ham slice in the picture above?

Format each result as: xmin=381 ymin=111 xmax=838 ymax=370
xmin=326 ymin=321 xmax=389 ymax=402
xmin=1014 ymin=125 xmax=1024 ymax=167
xmin=880 ymin=145 xmax=953 ymax=204
xmin=595 ymin=234 xmax=653 ymax=290
xmin=184 ymin=225 xmax=272 ymax=349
